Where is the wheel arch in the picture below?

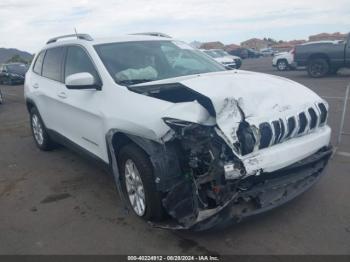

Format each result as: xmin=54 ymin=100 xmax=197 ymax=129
xmin=26 ymin=98 xmax=37 ymax=113
xmin=307 ymin=53 xmax=330 ymax=65
xmin=105 ymin=129 xmax=183 ymax=214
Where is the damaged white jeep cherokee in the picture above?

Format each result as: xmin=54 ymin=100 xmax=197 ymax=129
xmin=25 ymin=34 xmax=332 ymax=230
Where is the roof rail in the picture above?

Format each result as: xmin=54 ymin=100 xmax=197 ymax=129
xmin=46 ymin=34 xmax=93 ymax=44
xmin=130 ymin=32 xmax=172 ymax=38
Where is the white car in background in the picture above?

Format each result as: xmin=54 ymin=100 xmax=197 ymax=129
xmin=201 ymin=49 xmax=240 ymax=69
xmin=273 ymin=49 xmax=297 ymax=71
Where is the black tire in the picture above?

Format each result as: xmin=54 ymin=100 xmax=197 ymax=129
xmin=29 ymin=107 xmax=56 ymax=151
xmin=307 ymin=58 xmax=329 ymax=78
xmin=277 ymin=59 xmax=288 ymax=71
xmin=118 ymin=144 xmax=164 ymax=221
xmin=0 ymin=90 xmax=3 ymax=104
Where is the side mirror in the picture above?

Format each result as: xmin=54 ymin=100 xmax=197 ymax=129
xmin=65 ymin=72 xmax=101 ymax=90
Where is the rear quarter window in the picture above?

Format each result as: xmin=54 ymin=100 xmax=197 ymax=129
xmin=33 ymin=51 xmax=46 ymax=75
xmin=42 ymin=47 xmax=65 ymax=81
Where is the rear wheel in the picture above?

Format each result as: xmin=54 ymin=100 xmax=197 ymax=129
xmin=277 ymin=59 xmax=288 ymax=71
xmin=307 ymin=58 xmax=329 ymax=78
xmin=118 ymin=144 xmax=164 ymax=221
xmin=30 ymin=107 xmax=56 ymax=150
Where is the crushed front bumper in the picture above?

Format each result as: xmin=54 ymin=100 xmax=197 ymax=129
xmin=153 ymin=146 xmax=332 ymax=231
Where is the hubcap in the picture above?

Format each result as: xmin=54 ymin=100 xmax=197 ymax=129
xmin=311 ymin=63 xmax=324 ymax=76
xmin=278 ymin=61 xmax=287 ymax=70
xmin=124 ymin=159 xmax=146 ymax=216
xmin=32 ymin=114 xmax=44 ymax=145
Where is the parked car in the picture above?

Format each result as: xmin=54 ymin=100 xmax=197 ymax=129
xmin=260 ymin=47 xmax=274 ymax=56
xmin=272 ymin=49 xmax=297 ymax=71
xmin=25 ymin=33 xmax=332 ymax=230
xmin=228 ymin=48 xmax=249 ymax=59
xmin=247 ymin=48 xmax=262 ymax=58
xmin=201 ymin=49 xmax=237 ymax=69
xmin=0 ymin=63 xmax=28 ymax=85
xmin=213 ymin=49 xmax=242 ymax=69
xmin=294 ymin=33 xmax=350 ymax=77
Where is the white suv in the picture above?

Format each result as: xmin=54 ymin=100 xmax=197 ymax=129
xmin=272 ymin=49 xmax=297 ymax=71
xmin=25 ymin=34 xmax=332 ymax=230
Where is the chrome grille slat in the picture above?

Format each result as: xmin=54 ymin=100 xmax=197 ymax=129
xmin=256 ymin=102 xmax=327 ymax=152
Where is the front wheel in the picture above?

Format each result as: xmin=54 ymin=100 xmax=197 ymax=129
xmin=307 ymin=58 xmax=329 ymax=78
xmin=118 ymin=144 xmax=164 ymax=221
xmin=277 ymin=59 xmax=288 ymax=71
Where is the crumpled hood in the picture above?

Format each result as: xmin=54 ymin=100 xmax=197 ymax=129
xmin=178 ymin=70 xmax=322 ymax=120
xmin=178 ymin=70 xmax=324 ymax=145
xmin=130 ymin=70 xmax=325 ymax=150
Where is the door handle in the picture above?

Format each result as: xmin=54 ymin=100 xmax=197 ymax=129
xmin=33 ymin=83 xmax=39 ymax=89
xmin=57 ymin=92 xmax=67 ymax=99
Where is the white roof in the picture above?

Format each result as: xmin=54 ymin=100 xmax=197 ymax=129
xmin=44 ymin=34 xmax=173 ymax=50
xmin=301 ymin=40 xmax=343 ymax=46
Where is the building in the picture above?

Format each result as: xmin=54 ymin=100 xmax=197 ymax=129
xmin=224 ymin=43 xmax=240 ymax=52
xmin=241 ymin=38 xmax=268 ymax=50
xmin=199 ymin=41 xmax=225 ymax=50
xmin=271 ymin=40 xmax=306 ymax=52
xmin=309 ymin=32 xmax=347 ymax=42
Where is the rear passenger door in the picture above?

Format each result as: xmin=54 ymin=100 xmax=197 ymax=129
xmin=30 ymin=47 xmax=66 ymax=131
xmin=55 ymin=45 xmax=105 ymax=160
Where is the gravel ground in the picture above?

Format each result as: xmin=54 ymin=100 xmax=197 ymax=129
xmin=0 ymin=57 xmax=349 ymax=254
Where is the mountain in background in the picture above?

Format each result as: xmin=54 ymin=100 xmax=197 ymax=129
xmin=0 ymin=48 xmax=33 ymax=64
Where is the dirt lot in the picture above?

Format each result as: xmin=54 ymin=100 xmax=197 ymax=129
xmin=0 ymin=57 xmax=349 ymax=254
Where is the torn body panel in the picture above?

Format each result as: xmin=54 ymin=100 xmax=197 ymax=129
xmin=116 ymin=70 xmax=332 ymax=230
xmin=155 ymin=146 xmax=332 ymax=231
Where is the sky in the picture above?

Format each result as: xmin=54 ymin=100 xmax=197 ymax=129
xmin=0 ymin=0 xmax=349 ymax=53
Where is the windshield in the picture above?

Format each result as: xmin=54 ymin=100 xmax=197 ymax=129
xmin=94 ymin=41 xmax=225 ymax=85
xmin=7 ymin=64 xmax=28 ymax=74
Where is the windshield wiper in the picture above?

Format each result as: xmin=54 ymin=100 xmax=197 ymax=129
xmin=117 ymin=79 xmax=155 ymax=86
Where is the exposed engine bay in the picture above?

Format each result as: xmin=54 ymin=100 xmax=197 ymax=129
xmin=154 ymin=119 xmax=332 ymax=230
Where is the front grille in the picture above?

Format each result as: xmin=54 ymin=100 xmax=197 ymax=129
xmin=286 ymin=117 xmax=296 ymax=138
xmin=272 ymin=120 xmax=281 ymax=144
xmin=259 ymin=122 xmax=273 ymax=149
xmin=298 ymin=112 xmax=308 ymax=134
xmin=308 ymin=108 xmax=317 ymax=129
xmin=257 ymin=102 xmax=328 ymax=152
xmin=318 ymin=103 xmax=327 ymax=124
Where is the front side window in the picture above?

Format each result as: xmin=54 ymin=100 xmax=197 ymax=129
xmin=94 ymin=40 xmax=224 ymax=85
xmin=33 ymin=51 xmax=45 ymax=75
xmin=42 ymin=47 xmax=65 ymax=81
xmin=64 ymin=46 xmax=100 ymax=83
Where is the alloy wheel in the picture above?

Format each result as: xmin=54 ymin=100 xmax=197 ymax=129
xmin=31 ymin=114 xmax=44 ymax=145
xmin=124 ymin=159 xmax=146 ymax=216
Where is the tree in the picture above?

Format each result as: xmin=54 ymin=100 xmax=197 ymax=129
xmin=6 ymin=54 xmax=28 ymax=64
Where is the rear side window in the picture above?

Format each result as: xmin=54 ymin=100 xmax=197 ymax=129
xmin=65 ymin=46 xmax=100 ymax=83
xmin=42 ymin=47 xmax=65 ymax=81
xmin=33 ymin=51 xmax=45 ymax=75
